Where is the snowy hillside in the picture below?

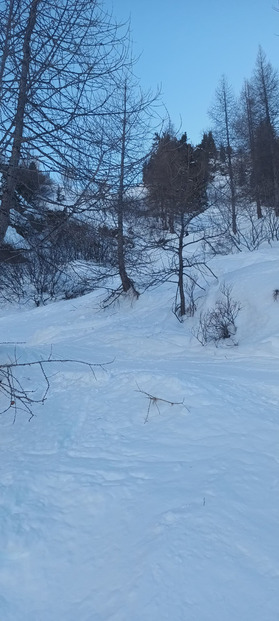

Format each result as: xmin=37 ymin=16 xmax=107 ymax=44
xmin=0 ymin=243 xmax=279 ymax=621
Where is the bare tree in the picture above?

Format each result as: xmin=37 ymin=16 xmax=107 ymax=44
xmin=235 ymin=80 xmax=263 ymax=219
xmin=209 ymin=75 xmax=237 ymax=234
xmin=101 ymin=67 xmax=160 ymax=296
xmin=0 ymin=0 xmax=127 ymax=243
xmin=251 ymin=47 xmax=279 ymax=216
xmin=115 ymin=79 xmax=136 ymax=293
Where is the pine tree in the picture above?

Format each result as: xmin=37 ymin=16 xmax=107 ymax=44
xmin=143 ymin=130 xmax=208 ymax=232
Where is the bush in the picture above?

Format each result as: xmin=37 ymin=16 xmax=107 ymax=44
xmin=9 ymin=207 xmax=119 ymax=268
xmin=195 ymin=284 xmax=241 ymax=345
xmin=47 ymin=218 xmax=119 ymax=266
xmin=0 ymin=248 xmax=94 ymax=306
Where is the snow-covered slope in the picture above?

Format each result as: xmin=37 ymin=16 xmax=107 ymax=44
xmin=0 ymin=244 xmax=279 ymax=621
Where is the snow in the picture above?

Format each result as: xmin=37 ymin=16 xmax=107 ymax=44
xmin=0 ymin=243 xmax=279 ymax=620
xmin=4 ymin=225 xmax=27 ymax=247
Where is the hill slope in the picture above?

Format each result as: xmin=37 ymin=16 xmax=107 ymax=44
xmin=0 ymin=243 xmax=279 ymax=621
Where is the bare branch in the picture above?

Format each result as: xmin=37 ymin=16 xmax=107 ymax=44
xmin=136 ymin=383 xmax=189 ymax=424
xmin=0 ymin=353 xmax=113 ymax=421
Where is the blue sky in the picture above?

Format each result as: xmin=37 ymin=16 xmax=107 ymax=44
xmin=106 ymin=0 xmax=279 ymax=144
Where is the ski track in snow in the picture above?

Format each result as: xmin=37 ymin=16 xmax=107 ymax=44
xmin=0 ymin=247 xmax=279 ymax=620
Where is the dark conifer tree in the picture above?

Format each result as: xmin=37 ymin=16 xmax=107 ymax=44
xmin=143 ymin=130 xmax=208 ymax=232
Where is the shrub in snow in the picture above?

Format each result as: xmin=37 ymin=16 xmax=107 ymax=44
xmin=0 ymin=249 xmax=94 ymax=306
xmin=195 ymin=284 xmax=241 ymax=345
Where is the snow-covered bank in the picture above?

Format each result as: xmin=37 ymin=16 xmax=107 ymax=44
xmin=0 ymin=244 xmax=279 ymax=621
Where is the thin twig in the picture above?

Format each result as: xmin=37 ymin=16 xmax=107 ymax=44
xmin=0 ymin=356 xmax=114 ymax=421
xmin=136 ymin=383 xmax=189 ymax=423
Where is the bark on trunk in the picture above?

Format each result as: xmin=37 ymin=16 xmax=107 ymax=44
xmin=256 ymin=194 xmax=263 ymax=219
xmin=117 ymin=80 xmax=138 ymax=296
xmin=224 ymin=97 xmax=237 ymax=235
xmin=0 ymin=0 xmax=15 ymax=91
xmin=178 ymin=214 xmax=186 ymax=316
xmin=0 ymin=0 xmax=40 ymax=243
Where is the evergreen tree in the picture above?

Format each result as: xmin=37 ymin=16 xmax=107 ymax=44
xmin=143 ymin=130 xmax=208 ymax=232
xmin=143 ymin=129 xmax=209 ymax=317
xmin=198 ymin=131 xmax=217 ymax=167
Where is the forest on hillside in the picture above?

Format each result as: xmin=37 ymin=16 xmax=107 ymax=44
xmin=1 ymin=0 xmax=279 ymax=318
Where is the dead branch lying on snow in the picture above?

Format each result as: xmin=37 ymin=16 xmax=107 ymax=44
xmin=136 ymin=384 xmax=189 ymax=424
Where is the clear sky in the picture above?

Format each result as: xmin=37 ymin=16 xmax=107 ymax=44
xmin=105 ymin=0 xmax=279 ymax=144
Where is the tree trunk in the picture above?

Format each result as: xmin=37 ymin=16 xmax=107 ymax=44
xmin=227 ymin=152 xmax=237 ymax=234
xmin=224 ymin=96 xmax=237 ymax=234
xmin=256 ymin=194 xmax=263 ymax=219
xmin=0 ymin=0 xmax=41 ymax=244
xmin=117 ymin=80 xmax=138 ymax=295
xmin=244 ymin=81 xmax=263 ymax=219
xmin=178 ymin=214 xmax=186 ymax=316
xmin=0 ymin=0 xmax=15 ymax=92
xmin=270 ymin=140 xmax=279 ymax=216
xmin=258 ymin=51 xmax=279 ymax=216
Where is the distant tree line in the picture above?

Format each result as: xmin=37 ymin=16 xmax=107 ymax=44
xmin=209 ymin=47 xmax=279 ymax=233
